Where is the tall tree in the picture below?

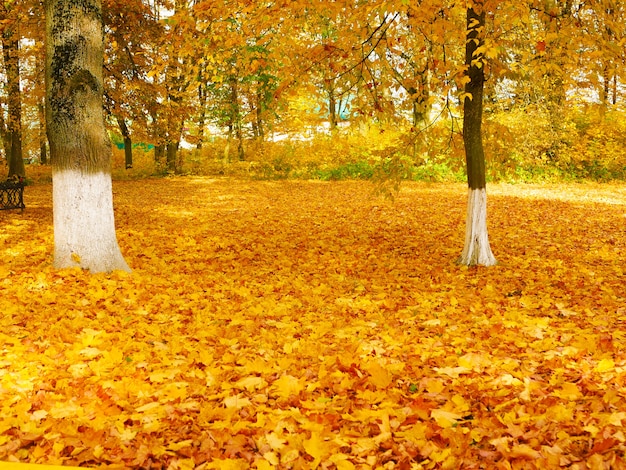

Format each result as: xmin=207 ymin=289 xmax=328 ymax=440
xmin=45 ymin=0 xmax=130 ymax=272
xmin=1 ymin=2 xmax=25 ymax=177
xmin=457 ymin=1 xmax=496 ymax=266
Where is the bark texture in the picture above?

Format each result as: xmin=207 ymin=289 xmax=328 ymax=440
xmin=52 ymin=171 xmax=130 ymax=272
xmin=46 ymin=0 xmax=129 ymax=272
xmin=458 ymin=188 xmax=497 ymax=266
xmin=2 ymin=20 xmax=25 ymax=177
xmin=116 ymin=115 xmax=133 ymax=169
xmin=463 ymin=5 xmax=487 ymax=191
xmin=458 ymin=2 xmax=496 ymax=266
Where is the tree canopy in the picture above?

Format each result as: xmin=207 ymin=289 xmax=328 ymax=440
xmin=0 ymin=0 xmax=623 ymax=180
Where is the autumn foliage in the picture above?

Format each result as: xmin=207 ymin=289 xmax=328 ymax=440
xmin=1 ymin=178 xmax=626 ymax=468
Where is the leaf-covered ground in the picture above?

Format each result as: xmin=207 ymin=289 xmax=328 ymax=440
xmin=1 ymin=178 xmax=626 ymax=469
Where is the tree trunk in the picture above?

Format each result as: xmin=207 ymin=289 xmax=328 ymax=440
xmin=227 ymin=77 xmax=245 ymax=161
xmin=196 ymin=72 xmax=207 ymax=150
xmin=328 ymin=85 xmax=338 ymax=130
xmin=0 ymin=106 xmax=12 ymax=163
xmin=116 ymin=115 xmax=133 ymax=169
xmin=255 ymin=87 xmax=265 ymax=141
xmin=154 ymin=144 xmax=165 ymax=166
xmin=2 ymin=24 xmax=25 ymax=178
xmin=46 ymin=0 xmax=130 ymax=273
xmin=38 ymin=100 xmax=48 ymax=164
xmin=236 ymin=121 xmax=244 ymax=161
xmin=458 ymin=3 xmax=496 ymax=267
xmin=166 ymin=140 xmax=179 ymax=172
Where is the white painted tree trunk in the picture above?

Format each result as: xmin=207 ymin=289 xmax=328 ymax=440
xmin=53 ymin=170 xmax=129 ymax=273
xmin=458 ymin=187 xmax=497 ymax=266
xmin=46 ymin=0 xmax=130 ymax=273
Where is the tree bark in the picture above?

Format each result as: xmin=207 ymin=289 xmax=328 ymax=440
xmin=328 ymin=84 xmax=338 ymax=130
xmin=116 ymin=115 xmax=133 ymax=169
xmin=154 ymin=143 xmax=165 ymax=166
xmin=38 ymin=100 xmax=48 ymax=164
xmin=458 ymin=2 xmax=496 ymax=267
xmin=196 ymin=71 xmax=207 ymax=150
xmin=227 ymin=77 xmax=245 ymax=161
xmin=2 ymin=21 xmax=25 ymax=178
xmin=46 ymin=0 xmax=130 ymax=273
xmin=0 ymin=105 xmax=12 ymax=163
xmin=166 ymin=141 xmax=179 ymax=172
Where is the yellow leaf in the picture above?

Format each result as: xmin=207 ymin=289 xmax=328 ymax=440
xmin=117 ymin=427 xmax=137 ymax=443
xmin=168 ymin=439 xmax=193 ymax=451
xmin=79 ymin=347 xmax=102 ymax=358
xmin=554 ymin=382 xmax=582 ymax=400
xmin=235 ymin=376 xmax=267 ymax=392
xmin=262 ymin=452 xmax=279 ymax=466
xmin=329 ymin=454 xmax=355 ymax=470
xmin=587 ymin=453 xmax=605 ymax=470
xmin=135 ymin=402 xmax=161 ymax=412
xmin=460 ymin=352 xmax=492 ymax=371
xmin=68 ymin=363 xmax=90 ymax=378
xmin=255 ymin=459 xmax=275 ymax=470
xmin=435 ymin=366 xmax=471 ymax=378
xmin=204 ymin=459 xmax=248 ymax=470
xmin=303 ymin=432 xmax=327 ymax=468
xmin=223 ymin=394 xmax=251 ymax=409
xmin=546 ymin=404 xmax=573 ymax=422
xmin=608 ymin=412 xmax=626 ymax=426
xmin=431 ymin=409 xmax=462 ymax=428
xmin=396 ymin=422 xmax=428 ymax=445
xmin=451 ymin=394 xmax=470 ymax=413
xmin=596 ymin=358 xmax=615 ymax=373
xmin=149 ymin=369 xmax=179 ymax=383
xmin=265 ymin=432 xmax=286 ymax=451
xmin=366 ymin=362 xmax=392 ymax=389
xmin=30 ymin=410 xmax=48 ymax=421
xmin=49 ymin=401 xmax=83 ymax=419
xmin=510 ymin=444 xmax=541 ymax=459
xmin=272 ymin=374 xmax=303 ymax=399
xmin=584 ymin=424 xmax=600 ymax=437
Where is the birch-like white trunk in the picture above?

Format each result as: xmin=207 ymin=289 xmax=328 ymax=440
xmin=458 ymin=187 xmax=497 ymax=266
xmin=53 ymin=170 xmax=129 ymax=272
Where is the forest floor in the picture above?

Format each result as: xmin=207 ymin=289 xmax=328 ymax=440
xmin=1 ymin=178 xmax=626 ymax=469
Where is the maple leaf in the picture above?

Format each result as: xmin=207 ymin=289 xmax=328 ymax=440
xmin=303 ymin=432 xmax=327 ymax=468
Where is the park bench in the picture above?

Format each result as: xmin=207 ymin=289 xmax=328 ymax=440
xmin=0 ymin=177 xmax=25 ymax=211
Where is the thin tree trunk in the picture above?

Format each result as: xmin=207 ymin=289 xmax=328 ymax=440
xmin=116 ymin=115 xmax=133 ymax=169
xmin=328 ymin=85 xmax=338 ymax=130
xmin=0 ymin=106 xmax=11 ymax=163
xmin=151 ymin=111 xmax=165 ymax=166
xmin=154 ymin=143 xmax=165 ymax=166
xmin=255 ymin=86 xmax=265 ymax=141
xmin=224 ymin=124 xmax=232 ymax=162
xmin=166 ymin=141 xmax=179 ymax=172
xmin=165 ymin=116 xmax=184 ymax=173
xmin=236 ymin=121 xmax=244 ymax=161
xmin=46 ymin=0 xmax=130 ymax=273
xmin=2 ymin=25 xmax=25 ymax=177
xmin=196 ymin=71 xmax=207 ymax=150
xmin=38 ymin=100 xmax=48 ymax=164
xmin=458 ymin=2 xmax=496 ymax=267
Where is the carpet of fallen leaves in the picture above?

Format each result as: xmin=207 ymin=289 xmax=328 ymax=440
xmin=1 ymin=178 xmax=626 ymax=469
